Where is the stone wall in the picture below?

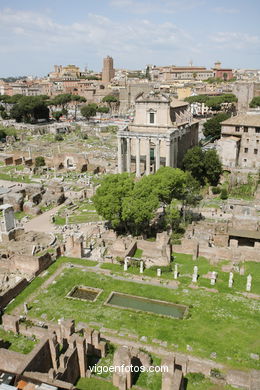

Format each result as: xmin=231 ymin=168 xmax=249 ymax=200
xmin=0 ymin=278 xmax=28 ymax=310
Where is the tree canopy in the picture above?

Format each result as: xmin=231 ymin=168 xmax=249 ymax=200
xmin=249 ymin=96 xmax=260 ymax=108
xmin=93 ymin=167 xmax=200 ymax=235
xmin=184 ymin=94 xmax=237 ymax=111
xmin=203 ymin=113 xmax=230 ymax=139
xmin=182 ymin=146 xmax=222 ymax=186
xmin=80 ymin=104 xmax=97 ymax=120
xmin=9 ymin=96 xmax=49 ymax=123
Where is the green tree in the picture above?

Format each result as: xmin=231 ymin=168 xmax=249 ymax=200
xmin=102 ymin=95 xmax=119 ymax=110
xmin=182 ymin=146 xmax=205 ymax=184
xmin=249 ymin=96 xmax=260 ymax=108
xmin=35 ymin=156 xmax=45 ymax=167
xmin=165 ymin=202 xmax=181 ymax=231
xmin=203 ymin=113 xmax=230 ymax=139
xmin=52 ymin=111 xmax=63 ymax=121
xmin=80 ymin=104 xmax=97 ymax=120
xmin=70 ymin=95 xmax=86 ymax=120
xmin=122 ymin=176 xmax=159 ymax=235
xmin=183 ymin=146 xmax=222 ymax=186
xmin=92 ymin=173 xmax=134 ymax=230
xmin=152 ymin=167 xmax=187 ymax=204
xmin=204 ymin=149 xmax=222 ymax=186
xmin=97 ymin=106 xmax=109 ymax=114
xmin=10 ymin=96 xmax=49 ymax=123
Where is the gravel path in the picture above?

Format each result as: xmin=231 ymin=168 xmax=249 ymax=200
xmin=24 ymin=204 xmax=63 ymax=233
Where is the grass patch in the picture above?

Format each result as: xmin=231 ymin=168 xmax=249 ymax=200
xmin=185 ymin=372 xmax=237 ymax=389
xmin=5 ymin=256 xmax=97 ymax=313
xmin=19 ymin=265 xmax=260 ymax=370
xmin=77 ymin=377 xmax=117 ymax=390
xmin=0 ymin=328 xmax=36 ymax=354
xmin=133 ymin=248 xmax=143 ymax=258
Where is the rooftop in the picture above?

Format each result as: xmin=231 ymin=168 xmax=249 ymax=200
xmin=221 ymin=114 xmax=260 ymax=127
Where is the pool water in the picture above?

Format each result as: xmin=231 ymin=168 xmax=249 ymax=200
xmin=69 ymin=286 xmax=101 ymax=301
xmin=106 ymin=292 xmax=187 ymax=319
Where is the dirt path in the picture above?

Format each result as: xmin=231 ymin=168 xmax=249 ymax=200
xmin=24 ymin=205 xmax=63 ymax=233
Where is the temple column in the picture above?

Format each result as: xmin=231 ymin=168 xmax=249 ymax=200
xmin=174 ymin=138 xmax=178 ymax=167
xmin=165 ymin=140 xmax=171 ymax=167
xmin=136 ymin=137 xmax=141 ymax=177
xmin=155 ymin=139 xmax=160 ymax=171
xmin=146 ymin=139 xmax=150 ymax=175
xmin=117 ymin=137 xmax=123 ymax=173
xmin=126 ymin=137 xmax=131 ymax=173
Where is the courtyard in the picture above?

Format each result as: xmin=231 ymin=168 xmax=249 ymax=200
xmin=5 ymin=255 xmax=260 ymax=372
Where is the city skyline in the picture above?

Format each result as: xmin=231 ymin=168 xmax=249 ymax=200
xmin=0 ymin=0 xmax=260 ymax=77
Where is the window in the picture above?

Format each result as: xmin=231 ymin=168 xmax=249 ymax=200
xmin=244 ymin=148 xmax=248 ymax=153
xmin=257 ymin=140 xmax=259 ymax=144
xmin=254 ymin=149 xmax=258 ymax=155
xmin=244 ymin=127 xmax=248 ymax=132
xmin=256 ymin=127 xmax=260 ymax=133
xmin=247 ymin=139 xmax=249 ymax=143
xmin=149 ymin=112 xmax=155 ymax=124
xmin=235 ymin=126 xmax=240 ymax=132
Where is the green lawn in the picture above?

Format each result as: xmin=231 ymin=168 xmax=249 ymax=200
xmin=54 ymin=200 xmax=103 ymax=225
xmin=17 ymin=264 xmax=260 ymax=370
xmin=185 ymin=373 xmax=237 ymax=389
xmin=0 ymin=328 xmax=36 ymax=354
xmin=101 ymin=253 xmax=260 ymax=295
xmin=5 ymin=256 xmax=97 ymax=313
xmin=77 ymin=377 xmax=117 ymax=390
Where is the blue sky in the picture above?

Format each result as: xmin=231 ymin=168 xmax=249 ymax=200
xmin=0 ymin=0 xmax=260 ymax=77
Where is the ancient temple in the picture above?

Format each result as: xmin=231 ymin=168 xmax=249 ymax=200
xmin=117 ymin=91 xmax=199 ymax=176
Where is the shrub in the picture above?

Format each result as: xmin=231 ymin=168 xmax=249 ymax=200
xmin=220 ymin=188 xmax=228 ymax=200
xmin=55 ymin=134 xmax=64 ymax=141
xmin=212 ymin=186 xmax=221 ymax=194
xmin=35 ymin=156 xmax=45 ymax=167
xmin=187 ymin=372 xmax=205 ymax=382
xmin=210 ymin=368 xmax=225 ymax=379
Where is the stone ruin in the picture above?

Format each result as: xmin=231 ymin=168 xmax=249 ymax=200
xmin=112 ymin=346 xmax=184 ymax=390
xmin=0 ymin=204 xmax=61 ymax=309
xmin=65 ymin=233 xmax=84 ymax=258
xmin=174 ymin=202 xmax=260 ymax=263
xmin=102 ymin=231 xmax=172 ymax=268
xmin=0 ymin=181 xmax=65 ymax=216
xmin=0 ymin=315 xmax=106 ymax=387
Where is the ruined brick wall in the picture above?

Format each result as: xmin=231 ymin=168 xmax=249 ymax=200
xmin=23 ymin=339 xmax=53 ymax=373
xmin=0 ymin=278 xmax=28 ymax=309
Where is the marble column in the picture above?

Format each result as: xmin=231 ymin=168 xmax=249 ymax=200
xmin=174 ymin=138 xmax=178 ymax=167
xmin=117 ymin=137 xmax=123 ymax=173
xmin=146 ymin=139 xmax=150 ymax=175
xmin=165 ymin=140 xmax=171 ymax=167
xmin=136 ymin=137 xmax=141 ymax=177
xmin=126 ymin=137 xmax=131 ymax=173
xmin=155 ymin=139 xmax=160 ymax=171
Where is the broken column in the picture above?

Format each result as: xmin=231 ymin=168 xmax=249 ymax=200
xmin=174 ymin=264 xmax=178 ymax=279
xmin=246 ymin=274 xmax=252 ymax=292
xmin=210 ymin=271 xmax=217 ymax=286
xmin=0 ymin=204 xmax=16 ymax=233
xmin=192 ymin=266 xmax=198 ymax=283
xmin=228 ymin=272 xmax=233 ymax=288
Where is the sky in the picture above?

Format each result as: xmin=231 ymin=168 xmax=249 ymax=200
xmin=0 ymin=0 xmax=260 ymax=77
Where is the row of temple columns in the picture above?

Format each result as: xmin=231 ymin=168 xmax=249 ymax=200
xmin=118 ymin=136 xmax=175 ymax=177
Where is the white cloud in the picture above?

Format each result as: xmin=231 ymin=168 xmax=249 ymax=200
xmin=213 ymin=7 xmax=239 ymax=14
xmin=210 ymin=32 xmax=260 ymax=49
xmin=0 ymin=8 xmax=194 ymax=65
xmin=110 ymin=0 xmax=205 ymax=14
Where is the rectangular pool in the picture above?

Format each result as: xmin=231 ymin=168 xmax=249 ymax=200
xmin=105 ymin=292 xmax=187 ymax=319
xmin=67 ymin=286 xmax=102 ymax=302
